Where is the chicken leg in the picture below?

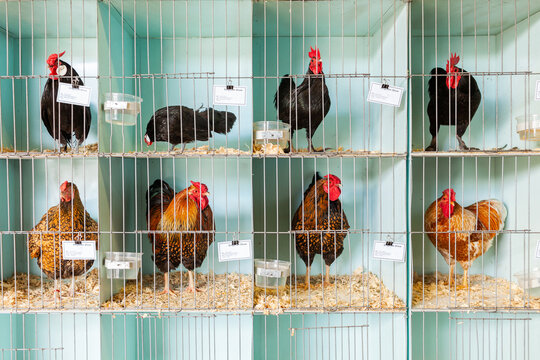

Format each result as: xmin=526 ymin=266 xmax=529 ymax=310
xmin=161 ymin=272 xmax=177 ymax=296
xmin=322 ymin=264 xmax=332 ymax=287
xmin=457 ymin=267 xmax=469 ymax=290
xmin=298 ymin=266 xmax=311 ymax=290
xmin=185 ymin=270 xmax=202 ymax=293
xmin=447 ymin=263 xmax=455 ymax=286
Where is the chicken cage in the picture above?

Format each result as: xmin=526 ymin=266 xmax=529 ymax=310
xmin=0 ymin=0 xmax=539 ymax=359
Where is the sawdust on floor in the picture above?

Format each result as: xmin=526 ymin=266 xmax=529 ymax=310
xmin=102 ymin=271 xmax=253 ymax=310
xmin=254 ymin=272 xmax=405 ymax=312
xmin=0 ymin=269 xmax=100 ymax=310
xmin=0 ymin=143 xmax=98 ymax=155
xmin=412 ymin=272 xmax=540 ymax=309
xmin=140 ymin=145 xmax=251 ymax=156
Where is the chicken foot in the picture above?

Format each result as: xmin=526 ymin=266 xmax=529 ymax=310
xmin=160 ymin=272 xmax=177 ymax=296
xmin=456 ymin=135 xmax=478 ymax=151
xmin=322 ymin=264 xmax=333 ymax=287
xmin=425 ymin=136 xmax=438 ymax=151
xmin=185 ymin=270 xmax=202 ymax=293
xmin=170 ymin=143 xmax=185 ymax=153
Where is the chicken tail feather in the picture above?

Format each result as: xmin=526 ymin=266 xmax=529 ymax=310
xmin=146 ymin=179 xmax=175 ymax=218
xmin=466 ymin=199 xmax=507 ymax=232
xmin=198 ymin=108 xmax=237 ymax=135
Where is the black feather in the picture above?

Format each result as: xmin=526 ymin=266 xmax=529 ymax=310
xmin=40 ymin=60 xmax=91 ymax=148
xmin=145 ymin=105 xmax=237 ymax=147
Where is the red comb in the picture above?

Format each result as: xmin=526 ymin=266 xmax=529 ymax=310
xmin=323 ymin=174 xmax=341 ymax=184
xmin=190 ymin=181 xmax=208 ymax=193
xmin=308 ymin=46 xmax=321 ymax=60
xmin=442 ymin=188 xmax=456 ymax=200
xmin=47 ymin=51 xmax=65 ymax=66
xmin=60 ymin=181 xmax=69 ymax=192
xmin=446 ymin=53 xmax=460 ymax=72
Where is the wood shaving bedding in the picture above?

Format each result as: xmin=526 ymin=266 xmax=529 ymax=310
xmin=42 ymin=143 xmax=98 ymax=154
xmin=254 ymin=272 xmax=405 ymax=312
xmin=102 ymin=272 xmax=253 ymax=311
xmin=253 ymin=143 xmax=285 ymax=154
xmin=139 ymin=145 xmax=251 ymax=156
xmin=0 ymin=269 xmax=100 ymax=310
xmin=413 ymin=272 xmax=540 ymax=309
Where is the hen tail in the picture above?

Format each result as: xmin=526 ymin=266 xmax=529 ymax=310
xmin=274 ymin=75 xmax=296 ymax=109
xmin=466 ymin=199 xmax=507 ymax=233
xmin=146 ymin=179 xmax=175 ymax=230
xmin=198 ymin=108 xmax=237 ymax=134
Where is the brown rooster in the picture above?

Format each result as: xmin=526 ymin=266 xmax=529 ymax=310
xmin=146 ymin=179 xmax=214 ymax=294
xmin=424 ymin=188 xmax=507 ymax=289
xmin=292 ymin=173 xmax=350 ymax=288
xmin=28 ymin=181 xmax=98 ymax=296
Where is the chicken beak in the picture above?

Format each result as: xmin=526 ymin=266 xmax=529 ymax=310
xmin=144 ymin=134 xmax=153 ymax=146
xmin=202 ymin=192 xmax=210 ymax=197
xmin=451 ymin=201 xmax=455 ymax=206
xmin=337 ymin=184 xmax=342 ymax=188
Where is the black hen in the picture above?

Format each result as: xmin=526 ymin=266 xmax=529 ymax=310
xmin=426 ymin=53 xmax=482 ymax=151
xmin=144 ymin=106 xmax=237 ymax=152
xmin=41 ymin=51 xmax=91 ymax=151
xmin=274 ymin=47 xmax=331 ymax=152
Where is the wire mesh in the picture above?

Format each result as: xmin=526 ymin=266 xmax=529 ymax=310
xmin=0 ymin=0 xmax=538 ymax=360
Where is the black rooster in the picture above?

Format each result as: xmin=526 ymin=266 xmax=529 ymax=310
xmin=144 ymin=106 xmax=237 ymax=152
xmin=41 ymin=51 xmax=91 ymax=151
xmin=274 ymin=47 xmax=331 ymax=152
xmin=426 ymin=53 xmax=482 ymax=151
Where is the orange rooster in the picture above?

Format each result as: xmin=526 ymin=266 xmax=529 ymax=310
xmin=29 ymin=181 xmax=98 ymax=297
xmin=146 ymin=179 xmax=214 ymax=294
xmin=424 ymin=188 xmax=507 ymax=289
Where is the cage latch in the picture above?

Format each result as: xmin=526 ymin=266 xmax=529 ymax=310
xmin=226 ymin=80 xmax=234 ymax=90
xmin=385 ymin=240 xmax=394 ymax=246
xmin=71 ymin=77 xmax=80 ymax=89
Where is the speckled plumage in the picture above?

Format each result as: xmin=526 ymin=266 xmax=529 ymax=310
xmin=28 ymin=184 xmax=98 ymax=280
xmin=146 ymin=180 xmax=214 ymax=274
xmin=424 ymin=196 xmax=507 ymax=272
xmin=292 ymin=173 xmax=350 ymax=267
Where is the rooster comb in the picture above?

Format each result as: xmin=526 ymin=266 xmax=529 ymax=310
xmin=190 ymin=181 xmax=208 ymax=194
xmin=446 ymin=53 xmax=460 ymax=72
xmin=308 ymin=47 xmax=321 ymax=60
xmin=442 ymin=188 xmax=456 ymax=200
xmin=47 ymin=51 xmax=65 ymax=66
xmin=323 ymin=174 xmax=341 ymax=184
xmin=60 ymin=181 xmax=70 ymax=192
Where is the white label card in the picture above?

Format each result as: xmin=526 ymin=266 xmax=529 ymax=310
xmin=372 ymin=241 xmax=406 ymax=262
xmin=254 ymin=130 xmax=283 ymax=140
xmin=105 ymin=259 xmax=132 ymax=270
xmin=367 ymin=82 xmax=404 ymax=107
xmin=213 ymin=85 xmax=247 ymax=106
xmin=535 ymin=80 xmax=540 ymax=101
xmin=256 ymin=268 xmax=282 ymax=278
xmin=218 ymin=240 xmax=252 ymax=262
xmin=56 ymin=82 xmax=91 ymax=107
xmin=62 ymin=241 xmax=96 ymax=260
xmin=535 ymin=240 xmax=540 ymax=259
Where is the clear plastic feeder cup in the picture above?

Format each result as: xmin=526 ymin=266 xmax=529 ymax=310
xmin=253 ymin=121 xmax=290 ymax=149
xmin=105 ymin=252 xmax=142 ymax=280
xmin=104 ymin=93 xmax=142 ymax=126
xmin=516 ymin=114 xmax=540 ymax=141
xmin=254 ymin=259 xmax=291 ymax=289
